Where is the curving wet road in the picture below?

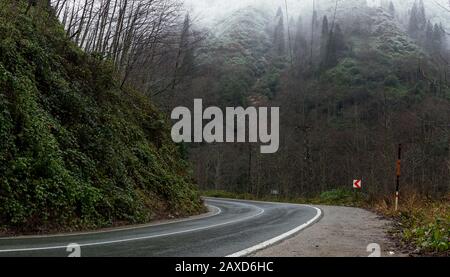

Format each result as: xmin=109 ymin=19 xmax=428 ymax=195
xmin=0 ymin=198 xmax=321 ymax=257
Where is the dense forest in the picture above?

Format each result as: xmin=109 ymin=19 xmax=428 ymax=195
xmin=183 ymin=0 xmax=450 ymax=198
xmin=46 ymin=0 xmax=450 ymax=198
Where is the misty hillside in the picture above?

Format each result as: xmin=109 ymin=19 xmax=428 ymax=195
xmin=183 ymin=0 xmax=450 ymax=199
xmin=193 ymin=1 xmax=438 ymax=107
xmin=200 ymin=6 xmax=273 ymax=74
xmin=195 ymin=5 xmax=307 ymax=106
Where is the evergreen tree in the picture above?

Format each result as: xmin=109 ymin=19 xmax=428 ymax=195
xmin=408 ymin=1 xmax=419 ymax=38
xmin=273 ymin=8 xmax=286 ymax=57
xmin=321 ymin=16 xmax=329 ymax=40
xmin=180 ymin=13 xmax=194 ymax=74
xmin=417 ymin=0 xmax=427 ymax=27
xmin=312 ymin=10 xmax=320 ymax=31
xmin=309 ymin=9 xmax=320 ymax=64
xmin=408 ymin=0 xmax=427 ymax=40
xmin=320 ymin=16 xmax=329 ymax=66
xmin=293 ymin=16 xmax=307 ymax=63
xmin=388 ymin=1 xmax=395 ymax=17
xmin=276 ymin=6 xmax=283 ymax=18
xmin=425 ymin=20 xmax=434 ymax=52
xmin=334 ymin=24 xmax=346 ymax=53
xmin=432 ymin=23 xmax=444 ymax=54
xmin=324 ymin=23 xmax=346 ymax=69
xmin=171 ymin=13 xmax=195 ymax=90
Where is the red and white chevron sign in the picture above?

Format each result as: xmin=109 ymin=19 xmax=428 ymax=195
xmin=353 ymin=180 xmax=362 ymax=189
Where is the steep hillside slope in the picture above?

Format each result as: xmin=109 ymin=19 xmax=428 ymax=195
xmin=0 ymin=2 xmax=204 ymax=234
xmin=188 ymin=1 xmax=450 ymax=194
xmin=197 ymin=1 xmax=447 ymax=111
xmin=197 ymin=6 xmax=281 ymax=105
xmin=324 ymin=6 xmax=426 ymax=90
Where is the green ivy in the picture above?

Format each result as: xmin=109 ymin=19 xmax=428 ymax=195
xmin=0 ymin=2 xmax=204 ymax=233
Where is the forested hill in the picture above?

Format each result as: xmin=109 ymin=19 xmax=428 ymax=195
xmin=186 ymin=0 xmax=450 ymax=198
xmin=195 ymin=6 xmax=286 ymax=105
xmin=0 ymin=1 xmax=203 ymax=234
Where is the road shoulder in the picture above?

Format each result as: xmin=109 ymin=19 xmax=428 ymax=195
xmin=252 ymin=205 xmax=408 ymax=257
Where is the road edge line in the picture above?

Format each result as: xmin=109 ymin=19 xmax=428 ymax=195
xmin=0 ymin=200 xmax=264 ymax=253
xmin=0 ymin=205 xmax=221 ymax=240
xmin=226 ymin=205 xmax=322 ymax=257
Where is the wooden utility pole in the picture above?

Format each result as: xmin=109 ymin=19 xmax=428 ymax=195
xmin=395 ymin=144 xmax=402 ymax=211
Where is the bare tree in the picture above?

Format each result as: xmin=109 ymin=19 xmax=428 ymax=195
xmin=50 ymin=0 xmax=200 ymax=95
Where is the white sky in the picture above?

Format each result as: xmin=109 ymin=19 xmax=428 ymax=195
xmin=183 ymin=0 xmax=314 ymax=25
xmin=183 ymin=0 xmax=450 ymax=28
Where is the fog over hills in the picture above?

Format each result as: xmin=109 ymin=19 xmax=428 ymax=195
xmin=185 ymin=0 xmax=450 ymax=39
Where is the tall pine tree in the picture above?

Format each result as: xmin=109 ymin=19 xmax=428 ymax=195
xmin=408 ymin=0 xmax=427 ymax=40
xmin=320 ymin=16 xmax=329 ymax=68
xmin=273 ymin=7 xmax=286 ymax=57
xmin=425 ymin=20 xmax=434 ymax=52
xmin=323 ymin=23 xmax=346 ymax=69
xmin=293 ymin=16 xmax=307 ymax=64
xmin=388 ymin=1 xmax=395 ymax=17
xmin=432 ymin=23 xmax=445 ymax=54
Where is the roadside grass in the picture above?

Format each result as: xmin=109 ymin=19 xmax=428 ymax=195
xmin=203 ymin=188 xmax=366 ymax=206
xmin=373 ymin=191 xmax=449 ymax=256
xmin=202 ymin=189 xmax=449 ymax=256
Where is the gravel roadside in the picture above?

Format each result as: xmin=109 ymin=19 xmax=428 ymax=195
xmin=252 ymin=205 xmax=408 ymax=257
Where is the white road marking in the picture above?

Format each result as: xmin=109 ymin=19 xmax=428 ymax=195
xmin=0 ymin=204 xmax=222 ymax=240
xmin=226 ymin=205 xmax=322 ymax=257
xmin=0 ymin=200 xmax=264 ymax=253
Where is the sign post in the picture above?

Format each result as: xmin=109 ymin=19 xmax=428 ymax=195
xmin=395 ymin=144 xmax=402 ymax=211
xmin=353 ymin=179 xmax=362 ymax=203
